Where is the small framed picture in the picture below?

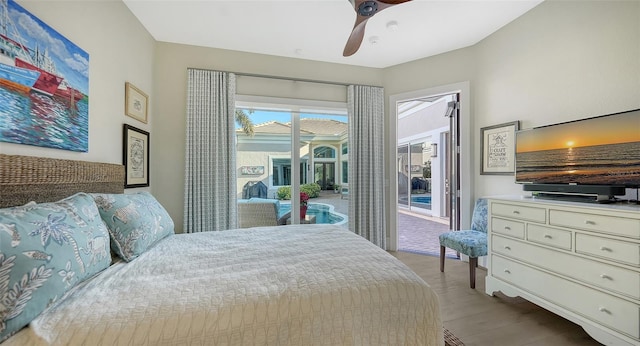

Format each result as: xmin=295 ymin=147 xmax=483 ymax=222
xmin=123 ymin=124 xmax=150 ymax=188
xmin=480 ymin=121 xmax=519 ymax=175
xmin=125 ymin=82 xmax=148 ymax=123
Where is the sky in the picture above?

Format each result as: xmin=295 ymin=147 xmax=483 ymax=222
xmin=516 ymin=110 xmax=640 ymax=153
xmin=7 ymin=0 xmax=89 ymax=94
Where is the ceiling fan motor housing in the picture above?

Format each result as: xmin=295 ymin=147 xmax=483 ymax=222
xmin=358 ymin=1 xmax=378 ymax=16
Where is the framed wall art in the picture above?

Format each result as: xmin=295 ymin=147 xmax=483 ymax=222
xmin=0 ymin=0 xmax=90 ymax=152
xmin=123 ymin=124 xmax=150 ymax=188
xmin=125 ymin=82 xmax=148 ymax=123
xmin=480 ymin=121 xmax=519 ymax=175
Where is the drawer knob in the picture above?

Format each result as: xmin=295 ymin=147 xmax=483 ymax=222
xmin=585 ymin=220 xmax=596 ymax=225
xmin=543 ymin=234 xmax=552 ymax=239
xmin=598 ymin=307 xmax=611 ymax=314
xmin=599 ymin=246 xmax=612 ymax=252
xmin=504 ymin=226 xmax=511 ymax=231
xmin=512 ymin=210 xmax=520 ymax=214
xmin=504 ymin=269 xmax=511 ymax=274
xmin=600 ymin=274 xmax=612 ymax=280
xmin=504 ymin=246 xmax=511 ymax=250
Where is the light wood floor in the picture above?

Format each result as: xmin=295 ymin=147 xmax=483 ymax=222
xmin=391 ymin=251 xmax=603 ymax=346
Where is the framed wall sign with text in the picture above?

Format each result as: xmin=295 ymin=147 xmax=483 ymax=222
xmin=480 ymin=121 xmax=519 ymax=175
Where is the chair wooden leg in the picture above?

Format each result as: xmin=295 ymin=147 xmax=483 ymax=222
xmin=469 ymin=257 xmax=477 ymax=289
xmin=440 ymin=246 xmax=445 ymax=272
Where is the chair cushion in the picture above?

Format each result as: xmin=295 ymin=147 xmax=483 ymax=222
xmin=439 ymin=230 xmax=487 ymax=258
xmin=470 ymin=198 xmax=488 ymax=233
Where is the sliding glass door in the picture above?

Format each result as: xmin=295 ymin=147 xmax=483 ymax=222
xmin=235 ymin=101 xmax=348 ymax=226
xmin=397 ymin=139 xmax=433 ymax=213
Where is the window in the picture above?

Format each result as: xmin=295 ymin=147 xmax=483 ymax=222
xmin=342 ymin=161 xmax=348 ymax=184
xmin=341 ymin=143 xmax=348 ymax=155
xmin=271 ymin=158 xmax=308 ymax=186
xmin=314 ymin=146 xmax=335 ymax=158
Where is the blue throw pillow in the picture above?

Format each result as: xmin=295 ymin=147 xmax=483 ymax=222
xmin=92 ymin=192 xmax=174 ymax=262
xmin=0 ymin=193 xmax=111 ymax=341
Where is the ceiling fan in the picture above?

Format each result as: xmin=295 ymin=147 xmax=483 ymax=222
xmin=343 ymin=0 xmax=412 ymax=57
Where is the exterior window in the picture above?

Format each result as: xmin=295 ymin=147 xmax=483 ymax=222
xmin=341 ymin=143 xmax=348 ymax=155
xmin=314 ymin=146 xmax=335 ymax=158
xmin=342 ymin=161 xmax=348 ymax=184
xmin=272 ymin=158 xmax=291 ymax=186
xmin=272 ymin=158 xmax=308 ymax=186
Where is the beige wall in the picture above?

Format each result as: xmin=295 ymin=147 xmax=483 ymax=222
xmin=153 ymin=43 xmax=382 ymax=232
xmin=2 ymin=1 xmax=638 ymax=237
xmin=385 ymin=0 xmax=640 ymax=212
xmin=0 ymin=1 xmax=155 ymax=167
xmin=472 ymin=0 xmax=640 ymax=199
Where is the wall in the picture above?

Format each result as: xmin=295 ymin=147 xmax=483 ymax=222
xmin=384 ymin=0 xmax=640 ymax=225
xmin=153 ymin=43 xmax=382 ymax=232
xmin=4 ymin=1 xmax=637 ymax=238
xmin=472 ymin=0 xmax=639 ymax=199
xmin=0 ymin=1 xmax=155 ymax=166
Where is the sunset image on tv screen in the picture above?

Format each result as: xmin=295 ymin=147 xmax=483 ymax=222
xmin=515 ymin=110 xmax=640 ymax=186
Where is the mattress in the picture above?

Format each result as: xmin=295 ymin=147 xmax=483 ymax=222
xmin=6 ymin=224 xmax=443 ymax=345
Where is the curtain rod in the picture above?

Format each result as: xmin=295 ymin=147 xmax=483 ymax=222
xmin=187 ymin=67 xmax=382 ymax=88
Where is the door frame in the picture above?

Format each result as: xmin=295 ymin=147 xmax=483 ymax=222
xmin=388 ymin=82 xmax=472 ymax=251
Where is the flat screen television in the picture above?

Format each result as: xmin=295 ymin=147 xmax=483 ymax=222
xmin=515 ymin=108 xmax=640 ymax=200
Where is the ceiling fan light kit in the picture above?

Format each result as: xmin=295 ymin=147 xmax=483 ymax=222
xmin=343 ymin=0 xmax=412 ymax=57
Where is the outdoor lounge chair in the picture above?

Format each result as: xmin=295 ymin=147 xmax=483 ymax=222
xmin=237 ymin=198 xmax=290 ymax=228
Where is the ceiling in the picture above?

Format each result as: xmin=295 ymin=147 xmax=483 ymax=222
xmin=123 ymin=0 xmax=543 ymax=69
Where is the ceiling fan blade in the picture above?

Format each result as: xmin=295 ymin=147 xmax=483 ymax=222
xmin=378 ymin=0 xmax=412 ymax=5
xmin=343 ymin=15 xmax=369 ymax=57
xmin=342 ymin=0 xmax=412 ymax=57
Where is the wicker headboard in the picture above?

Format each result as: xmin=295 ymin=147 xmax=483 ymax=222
xmin=0 ymin=154 xmax=124 ymax=208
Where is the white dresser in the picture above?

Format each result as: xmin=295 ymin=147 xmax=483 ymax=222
xmin=486 ymin=196 xmax=640 ymax=346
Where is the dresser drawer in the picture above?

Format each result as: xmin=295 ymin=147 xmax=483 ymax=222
xmin=549 ymin=209 xmax=640 ymax=239
xmin=492 ymin=217 xmax=525 ymax=239
xmin=492 ymin=235 xmax=640 ymax=300
xmin=492 ymin=202 xmax=546 ymax=223
xmin=492 ymin=254 xmax=640 ymax=338
xmin=575 ymin=233 xmax=640 ymax=267
xmin=527 ymin=224 xmax=572 ymax=250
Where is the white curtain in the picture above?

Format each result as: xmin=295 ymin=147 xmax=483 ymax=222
xmin=348 ymin=85 xmax=386 ymax=249
xmin=184 ymin=69 xmax=237 ymax=233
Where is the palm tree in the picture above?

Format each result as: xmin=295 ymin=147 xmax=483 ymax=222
xmin=235 ymin=109 xmax=254 ymax=136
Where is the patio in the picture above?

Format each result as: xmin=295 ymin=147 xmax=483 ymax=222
xmin=311 ymin=191 xmax=456 ymax=258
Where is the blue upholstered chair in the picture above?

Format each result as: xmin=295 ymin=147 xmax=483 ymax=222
xmin=439 ymin=198 xmax=488 ymax=289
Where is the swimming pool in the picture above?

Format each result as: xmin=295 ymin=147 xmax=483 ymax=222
xmin=279 ymin=203 xmax=347 ymax=225
xmin=407 ymin=195 xmax=432 ymax=210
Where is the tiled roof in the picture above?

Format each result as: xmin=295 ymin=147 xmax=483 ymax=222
xmin=299 ymin=119 xmax=347 ymax=135
xmin=245 ymin=119 xmax=347 ymax=135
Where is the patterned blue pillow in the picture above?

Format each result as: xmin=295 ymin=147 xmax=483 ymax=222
xmin=0 ymin=193 xmax=111 ymax=341
xmin=92 ymin=192 xmax=174 ymax=262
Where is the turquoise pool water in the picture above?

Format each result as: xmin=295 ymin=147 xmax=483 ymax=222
xmin=279 ymin=203 xmax=346 ymax=225
xmin=409 ymin=195 xmax=432 ymax=210
xmin=411 ymin=196 xmax=432 ymax=204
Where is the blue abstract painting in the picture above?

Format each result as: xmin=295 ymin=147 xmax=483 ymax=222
xmin=0 ymin=0 xmax=89 ymax=152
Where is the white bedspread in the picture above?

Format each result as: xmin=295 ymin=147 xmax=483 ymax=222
xmin=7 ymin=225 xmax=443 ymax=345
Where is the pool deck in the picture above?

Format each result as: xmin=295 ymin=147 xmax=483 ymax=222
xmin=311 ymin=191 xmax=451 ymax=257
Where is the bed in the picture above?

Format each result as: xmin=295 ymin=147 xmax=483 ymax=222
xmin=0 ymin=154 xmax=443 ymax=345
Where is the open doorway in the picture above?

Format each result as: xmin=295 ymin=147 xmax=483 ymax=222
xmin=389 ymin=82 xmax=472 ymax=254
xmin=396 ymin=94 xmax=457 ymax=256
